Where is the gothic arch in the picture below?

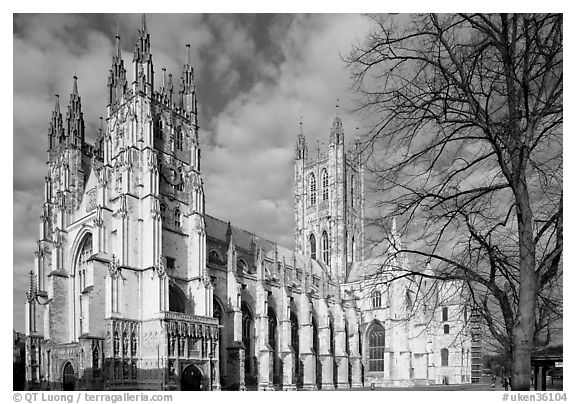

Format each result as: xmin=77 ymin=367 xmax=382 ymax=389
xmin=208 ymin=249 xmax=223 ymax=265
xmin=241 ymin=302 xmax=256 ymax=385
xmin=364 ymin=320 xmax=386 ymax=373
xmin=169 ymin=283 xmax=187 ymax=313
xmin=69 ymin=227 xmax=94 ymax=275
xmin=62 ymin=361 xmax=76 ymax=391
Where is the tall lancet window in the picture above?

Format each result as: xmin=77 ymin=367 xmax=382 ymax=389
xmin=309 ymin=233 xmax=317 ymax=260
xmin=310 ymin=173 xmax=316 ymax=205
xmin=321 ymin=169 xmax=328 ymax=201
xmin=322 ymin=231 xmax=330 ymax=266
xmin=76 ymin=234 xmax=92 ymax=336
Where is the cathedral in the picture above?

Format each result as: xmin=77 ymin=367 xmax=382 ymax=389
xmin=24 ymin=16 xmax=472 ymax=391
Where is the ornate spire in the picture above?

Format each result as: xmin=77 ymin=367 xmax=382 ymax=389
xmin=181 ymin=44 xmax=194 ymax=93
xmin=295 ymin=115 xmax=307 ymax=160
xmin=48 ymin=94 xmax=64 ymax=152
xmin=133 ymin=13 xmax=151 ymax=63
xmin=330 ymin=98 xmax=344 ymax=145
xmin=65 ymin=76 xmax=85 ymax=147
xmin=108 ymin=33 xmax=127 ymax=106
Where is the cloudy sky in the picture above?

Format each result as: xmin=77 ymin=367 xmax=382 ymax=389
xmin=13 ymin=13 xmax=373 ymax=331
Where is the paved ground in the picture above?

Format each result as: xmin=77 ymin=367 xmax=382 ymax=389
xmin=345 ymin=382 xmax=564 ymax=391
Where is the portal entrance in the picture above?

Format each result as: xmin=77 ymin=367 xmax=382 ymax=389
xmin=62 ymin=362 xmax=75 ymax=391
xmin=181 ymin=364 xmax=203 ymax=391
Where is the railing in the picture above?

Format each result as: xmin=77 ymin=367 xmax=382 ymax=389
xmin=159 ymin=311 xmax=219 ymax=326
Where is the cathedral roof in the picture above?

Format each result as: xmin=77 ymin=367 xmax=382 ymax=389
xmin=204 ymin=214 xmax=328 ymax=278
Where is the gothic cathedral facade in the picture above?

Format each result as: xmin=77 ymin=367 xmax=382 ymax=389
xmin=24 ymin=16 xmax=472 ymax=391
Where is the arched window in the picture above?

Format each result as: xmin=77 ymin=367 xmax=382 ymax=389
xmin=442 ymin=307 xmax=448 ymax=322
xmin=176 ymin=170 xmax=184 ymax=192
xmin=368 ymin=323 xmax=385 ymax=372
xmin=174 ymin=209 xmax=181 ymax=229
xmin=208 ymin=249 xmax=223 ymax=265
xmin=169 ymin=285 xmax=186 ymax=313
xmin=154 ymin=117 xmax=163 ymax=139
xmin=309 ymin=173 xmax=316 ymax=205
xmin=93 ymin=344 xmax=99 ymax=369
xmin=242 ymin=304 xmax=253 ymax=375
xmin=441 ymin=348 xmax=449 ymax=366
xmin=175 ymin=128 xmax=183 ymax=151
xmin=444 ymin=324 xmax=450 ymax=334
xmin=75 ymin=234 xmax=92 ymax=337
xmin=322 ymin=231 xmax=330 ymax=265
xmin=309 ymin=233 xmax=316 ymax=260
xmin=160 ymin=203 xmax=166 ymax=222
xmin=321 ymin=169 xmax=328 ymax=201
xmin=371 ymin=291 xmax=382 ymax=308
xmin=237 ymin=258 xmax=249 ymax=274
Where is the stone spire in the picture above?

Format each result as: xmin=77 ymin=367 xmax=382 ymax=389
xmin=133 ymin=13 xmax=154 ymax=94
xmin=133 ymin=14 xmax=151 ymax=63
xmin=295 ymin=115 xmax=307 ymax=160
xmin=108 ymin=32 xmax=127 ymax=106
xmin=330 ymin=98 xmax=344 ymax=145
xmin=48 ymin=94 xmax=64 ymax=152
xmin=180 ymin=43 xmax=196 ymax=114
xmin=65 ymin=76 xmax=85 ymax=148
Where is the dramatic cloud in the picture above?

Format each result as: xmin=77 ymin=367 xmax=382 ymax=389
xmin=13 ymin=13 xmax=371 ymax=331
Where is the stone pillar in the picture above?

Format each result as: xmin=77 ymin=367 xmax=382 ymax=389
xmin=225 ymin=240 xmax=245 ymax=390
xmin=346 ymin=307 xmax=363 ymax=388
xmin=299 ymin=271 xmax=316 ymax=390
xmin=279 ymin=265 xmax=296 ymax=390
xmin=317 ymin=298 xmax=334 ymax=390
xmin=256 ymin=251 xmax=273 ymax=390
xmin=333 ymin=303 xmax=348 ymax=389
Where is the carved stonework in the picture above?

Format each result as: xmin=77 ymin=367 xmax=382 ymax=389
xmin=93 ymin=206 xmax=104 ymax=228
xmin=153 ymin=256 xmax=167 ymax=279
xmin=86 ymin=188 xmax=97 ymax=212
xmin=202 ymin=271 xmax=212 ymax=288
xmin=108 ymin=255 xmax=121 ymax=278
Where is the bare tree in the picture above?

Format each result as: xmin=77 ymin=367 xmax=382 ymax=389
xmin=346 ymin=14 xmax=562 ymax=390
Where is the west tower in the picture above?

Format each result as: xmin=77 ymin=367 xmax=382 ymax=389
xmin=294 ymin=109 xmax=365 ymax=282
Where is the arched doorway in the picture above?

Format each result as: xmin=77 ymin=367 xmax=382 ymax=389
xmin=62 ymin=362 xmax=75 ymax=391
xmin=181 ymin=364 xmax=203 ymax=391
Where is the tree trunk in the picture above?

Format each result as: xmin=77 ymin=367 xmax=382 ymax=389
xmin=511 ymin=175 xmax=537 ymax=391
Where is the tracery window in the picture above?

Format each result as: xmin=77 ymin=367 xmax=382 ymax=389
xmin=208 ymin=249 xmax=223 ymax=265
xmin=322 ymin=231 xmax=330 ymax=265
xmin=368 ymin=323 xmax=385 ymax=372
xmin=242 ymin=304 xmax=253 ymax=374
xmin=309 ymin=233 xmax=316 ymax=260
xmin=441 ymin=348 xmax=449 ymax=366
xmin=175 ymin=128 xmax=183 ymax=151
xmin=321 ymin=169 xmax=328 ymax=201
xmin=237 ymin=258 xmax=249 ymax=273
xmin=371 ymin=290 xmax=382 ymax=308
xmin=310 ymin=173 xmax=316 ymax=205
